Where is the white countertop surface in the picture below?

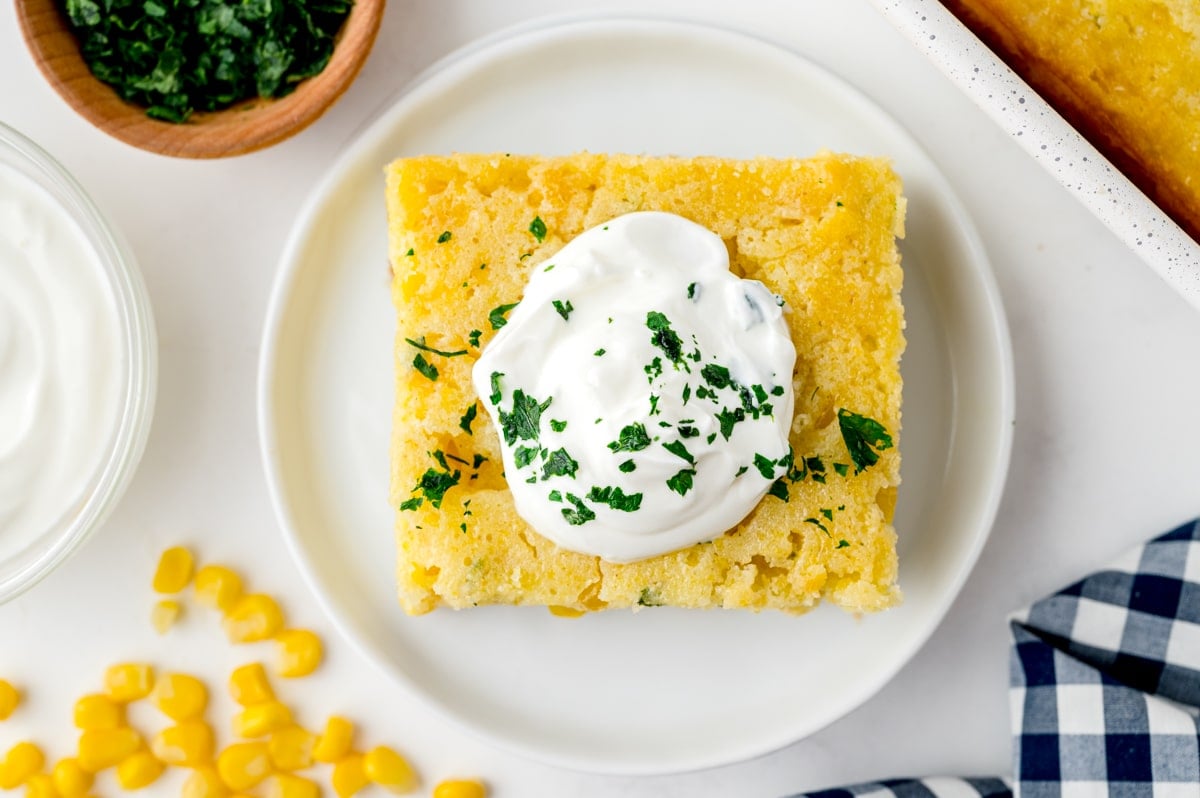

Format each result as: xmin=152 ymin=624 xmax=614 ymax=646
xmin=3 ymin=1 xmax=1199 ymax=796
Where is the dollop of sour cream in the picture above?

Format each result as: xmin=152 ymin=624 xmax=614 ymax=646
xmin=0 ymin=163 xmax=122 ymax=562
xmin=473 ymin=211 xmax=796 ymax=562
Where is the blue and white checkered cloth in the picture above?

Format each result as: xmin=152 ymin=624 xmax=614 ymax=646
xmin=791 ymin=518 xmax=1200 ymax=798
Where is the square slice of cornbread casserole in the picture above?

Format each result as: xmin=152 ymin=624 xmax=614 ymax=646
xmin=386 ymin=152 xmax=905 ymax=616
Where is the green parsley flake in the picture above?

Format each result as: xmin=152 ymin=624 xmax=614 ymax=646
xmin=437 ymin=231 xmax=452 ymax=243
xmin=805 ymin=517 xmax=830 ymax=534
xmin=687 ymin=282 xmax=698 ymax=300
xmin=488 ymin=302 xmax=520 ymax=330
xmin=488 ymin=371 xmax=504 ymax=406
xmin=838 ymin=409 xmax=894 ymax=473
xmin=561 ymin=493 xmax=595 ymax=525
xmin=399 ymin=497 xmax=422 ymax=511
xmin=619 ymin=459 xmax=637 ymax=473
xmin=662 ymin=440 xmax=694 ymax=465
xmin=548 ymin=490 xmax=563 ymax=502
xmin=753 ymin=453 xmax=777 ymax=480
xmin=550 ymin=419 xmax=567 ymax=433
xmin=514 ymin=446 xmax=540 ymax=469
xmin=767 ymin=480 xmax=789 ymax=502
xmin=406 ymin=337 xmax=467 ymax=358
xmin=529 ymin=216 xmax=547 ymax=242
xmin=646 ymin=311 xmax=685 ymax=365
xmin=541 ymin=448 xmax=579 ymax=480
xmin=637 ymin=588 xmax=663 ymax=607
xmin=608 ymin=423 xmax=651 ymax=452
xmin=468 ymin=329 xmax=482 ymax=348
xmin=594 ymin=348 xmax=606 ymax=357
xmin=410 ymin=465 xmax=460 ymax=509
xmin=459 ymin=403 xmax=478 ymax=435
xmin=837 ymin=539 xmax=850 ymax=549
xmin=820 ymin=508 xmax=834 ymax=521
xmin=586 ymin=486 xmax=643 ymax=512
xmin=666 ymin=468 xmax=696 ymax=497
xmin=552 ymin=299 xmax=574 ymax=321
xmin=498 ymin=389 xmax=552 ymax=445
xmin=701 ymin=363 xmax=732 ymax=389
xmin=833 ymin=463 xmax=849 ymax=477
xmin=412 ymin=353 xmax=437 ymax=381
xmin=405 ymin=248 xmax=414 ymax=257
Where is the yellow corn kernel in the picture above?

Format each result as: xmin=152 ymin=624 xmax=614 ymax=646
xmin=311 ymin=716 xmax=354 ymax=764
xmin=228 ymin=663 xmax=274 ymax=707
xmin=116 ymin=751 xmax=164 ymax=790
xmin=151 ymin=721 xmax=214 ymax=767
xmin=153 ymin=546 xmax=194 ymax=594
xmin=547 ymin=605 xmax=585 ymax=618
xmin=194 ymin=565 xmax=243 ymax=613
xmin=0 ymin=679 xmax=19 ymax=720
xmin=77 ymin=727 xmax=141 ymax=772
xmin=72 ymin=694 xmax=124 ymax=731
xmin=267 ymin=726 xmax=315 ymax=772
xmin=224 ymin=595 xmax=283 ymax=643
xmin=182 ymin=767 xmax=228 ymax=798
xmin=0 ymin=742 xmax=45 ymax=789
xmin=103 ymin=663 xmax=154 ymax=703
xmin=363 ymin=746 xmax=418 ymax=794
xmin=150 ymin=673 xmax=208 ymax=721
xmin=266 ymin=773 xmax=319 ymax=798
xmin=24 ymin=773 xmax=56 ymax=798
xmin=151 ymin=600 xmax=183 ymax=634
xmin=216 ymin=743 xmax=270 ymax=791
xmin=331 ymin=754 xmax=369 ymax=798
xmin=433 ymin=780 xmax=487 ymax=798
xmin=232 ymin=701 xmax=291 ymax=738
xmin=274 ymin=629 xmax=323 ymax=678
xmin=51 ymin=759 xmax=92 ymax=798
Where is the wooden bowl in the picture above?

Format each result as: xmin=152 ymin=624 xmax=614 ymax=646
xmin=15 ymin=0 xmax=385 ymax=158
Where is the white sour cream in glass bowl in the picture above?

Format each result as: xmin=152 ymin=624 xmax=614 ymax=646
xmin=0 ymin=122 xmax=156 ymax=603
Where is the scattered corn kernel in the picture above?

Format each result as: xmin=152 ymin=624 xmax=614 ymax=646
xmin=182 ymin=766 xmax=228 ymax=798
xmin=151 ymin=673 xmax=208 ymax=721
xmin=274 ymin=629 xmax=323 ymax=678
xmin=268 ymin=726 xmax=316 ymax=772
xmin=266 ymin=773 xmax=319 ymax=798
xmin=433 ymin=780 xmax=487 ymax=798
xmin=24 ymin=772 xmax=56 ymax=798
xmin=0 ymin=742 xmax=45 ymax=789
xmin=153 ymin=546 xmax=195 ymax=594
xmin=194 ymin=565 xmax=244 ymax=613
xmin=51 ymin=758 xmax=92 ymax=798
xmin=151 ymin=721 xmax=214 ymax=767
xmin=363 ymin=746 xmax=419 ymax=794
xmin=103 ymin=664 xmax=154 ymax=703
xmin=311 ymin=716 xmax=354 ymax=764
xmin=151 ymin=599 xmax=183 ymax=634
xmin=73 ymin=694 xmax=124 ymax=731
xmin=233 ymin=701 xmax=292 ymax=738
xmin=0 ymin=680 xmax=19 ymax=721
xmin=116 ymin=750 xmax=164 ymax=790
xmin=547 ymin=605 xmax=585 ymax=618
xmin=331 ymin=754 xmax=369 ymax=798
xmin=216 ymin=743 xmax=271 ymax=791
xmin=228 ymin=663 xmax=274 ymax=707
xmin=77 ymin=727 xmax=141 ymax=772
xmin=224 ymin=595 xmax=283 ymax=643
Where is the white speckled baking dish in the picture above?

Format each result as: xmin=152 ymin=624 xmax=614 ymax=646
xmin=872 ymin=0 xmax=1200 ymax=312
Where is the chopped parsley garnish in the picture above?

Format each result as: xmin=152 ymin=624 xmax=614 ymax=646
xmin=682 ymin=384 xmax=691 ymax=404
xmin=529 ymin=216 xmax=547 ymax=242
xmin=468 ymin=329 xmax=482 ymax=348
xmin=594 ymin=348 xmax=606 ymax=357
xmin=552 ymin=299 xmax=574 ymax=321
xmin=820 ymin=508 xmax=834 ymax=521
xmin=548 ymin=490 xmax=563 ymax=502
xmin=543 ymin=263 xmax=555 ymax=272
xmin=498 ymin=389 xmax=551 ymax=445
xmin=488 ymin=371 xmax=504 ymax=406
xmin=752 ymin=385 xmax=769 ymax=404
xmin=837 ymin=409 xmax=894 ymax=473
xmin=644 ymin=356 xmax=663 ymax=382
xmin=472 ymin=453 xmax=487 ymax=469
xmin=549 ymin=419 xmax=567 ymax=433
xmin=837 ymin=539 xmax=850 ymax=549
xmin=561 ymin=493 xmax=595 ymax=525
xmin=514 ymin=446 xmax=540 ymax=469
xmin=646 ymin=311 xmax=685 ymax=365
xmin=767 ymin=480 xmax=789 ymax=502
xmin=833 ymin=463 xmax=849 ymax=477
xmin=399 ymin=497 xmax=422 ymax=511
xmin=771 ymin=385 xmax=785 ymax=396
xmin=648 ymin=395 xmax=660 ymax=415
xmin=410 ymin=466 xmax=460 ymax=509
xmin=437 ymin=231 xmax=452 ymax=243
xmin=687 ymin=282 xmax=698 ymax=300
xmin=716 ymin=407 xmax=745 ymax=441
xmin=666 ymin=468 xmax=695 ymax=497
xmin=61 ymin=0 xmax=353 ymax=123
xmin=412 ymin=353 xmax=437 ymax=381
xmin=587 ymin=486 xmax=643 ymax=512
xmin=406 ymin=337 xmax=467 ymax=358
xmin=637 ymin=588 xmax=663 ymax=607
xmin=805 ymin=517 xmax=829 ymax=534
xmin=701 ymin=363 xmax=731 ymax=389
xmin=735 ymin=466 xmax=749 ymax=477
xmin=541 ymin=448 xmax=579 ymax=480
xmin=608 ymin=423 xmax=651 ymax=452
xmin=753 ymin=453 xmax=777 ymax=480
xmin=459 ymin=403 xmax=477 ymax=435
xmin=488 ymin=302 xmax=520 ymax=330
xmin=619 ymin=459 xmax=636 ymax=473
xmin=662 ymin=440 xmax=694 ymax=464
xmin=678 ymin=425 xmax=699 ymax=439
xmin=405 ymin=248 xmax=414 ymax=257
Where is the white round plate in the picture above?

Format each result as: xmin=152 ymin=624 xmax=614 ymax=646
xmin=259 ymin=16 xmax=1014 ymax=775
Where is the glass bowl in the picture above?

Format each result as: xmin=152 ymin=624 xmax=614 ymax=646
xmin=0 ymin=121 xmax=156 ymax=603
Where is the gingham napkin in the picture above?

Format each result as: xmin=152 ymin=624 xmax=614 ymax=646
xmin=791 ymin=519 xmax=1200 ymax=798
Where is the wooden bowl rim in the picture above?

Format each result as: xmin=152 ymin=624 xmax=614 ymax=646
xmin=14 ymin=0 xmax=385 ymax=159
